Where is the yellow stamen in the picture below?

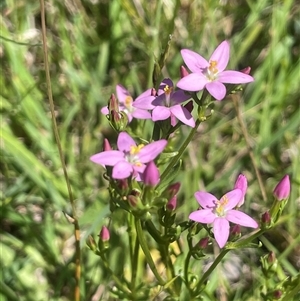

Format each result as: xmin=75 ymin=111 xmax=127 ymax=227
xmin=208 ymin=60 xmax=218 ymax=74
xmin=124 ymin=96 xmax=133 ymax=107
xmin=164 ymin=85 xmax=173 ymax=95
xmin=215 ymin=194 xmax=229 ymax=216
xmin=130 ymin=144 xmax=144 ymax=155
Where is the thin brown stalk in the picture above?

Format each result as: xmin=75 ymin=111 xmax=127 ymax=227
xmin=232 ymin=93 xmax=267 ymax=201
xmin=39 ymin=1 xmax=81 ymax=300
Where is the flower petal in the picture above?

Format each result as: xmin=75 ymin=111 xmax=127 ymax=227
xmin=213 ymin=218 xmax=230 ymax=248
xmin=171 ymin=90 xmax=191 ymax=104
xmin=210 ymin=40 xmax=230 ymax=72
xmin=170 ymin=105 xmax=195 ymax=127
xmin=116 ymin=84 xmax=131 ymax=104
xmin=206 ymin=81 xmax=226 ymax=100
xmin=221 ymin=189 xmax=242 ymax=210
xmin=226 ymin=210 xmax=258 ymax=228
xmin=177 ymin=73 xmax=208 ymax=92
xmin=133 ymin=95 xmax=155 ymax=110
xmin=194 ymin=191 xmax=218 ymax=209
xmin=132 ymin=109 xmax=151 ymax=119
xmin=90 ymin=150 xmax=124 ymax=166
xmin=181 ymin=49 xmax=209 ymax=72
xmin=152 ymin=106 xmax=171 ymax=121
xmin=112 ymin=161 xmax=133 ymax=179
xmin=218 ymin=71 xmax=254 ymax=84
xmin=189 ymin=209 xmax=216 ymax=223
xmin=117 ymin=132 xmax=136 ymax=152
xmin=152 ymin=94 xmax=166 ymax=106
xmin=139 ymin=140 xmax=167 ymax=163
xmin=135 ymin=88 xmax=153 ymax=100
xmin=101 ymin=106 xmax=109 ymax=115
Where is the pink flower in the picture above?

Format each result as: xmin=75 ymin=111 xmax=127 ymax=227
xmin=234 ymin=174 xmax=248 ymax=207
xmin=189 ymin=189 xmax=258 ymax=248
xmin=90 ymin=132 xmax=167 ymax=180
xmin=135 ymin=78 xmax=195 ymax=127
xmin=273 ymin=175 xmax=290 ymax=201
xmin=101 ymin=85 xmax=153 ymax=122
xmin=177 ymin=40 xmax=254 ymax=100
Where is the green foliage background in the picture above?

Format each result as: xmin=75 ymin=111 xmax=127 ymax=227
xmin=1 ymin=0 xmax=299 ymax=300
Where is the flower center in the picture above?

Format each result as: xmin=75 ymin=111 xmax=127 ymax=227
xmin=125 ymin=144 xmax=145 ymax=167
xmin=206 ymin=60 xmax=219 ymax=81
xmin=214 ymin=194 xmax=229 ymax=217
xmin=163 ymin=85 xmax=173 ymax=106
xmin=124 ymin=96 xmax=134 ymax=112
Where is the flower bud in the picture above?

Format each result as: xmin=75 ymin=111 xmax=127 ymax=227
xmin=99 ymin=226 xmax=110 ymax=242
xmin=273 ymin=175 xmax=290 ymax=201
xmin=86 ymin=235 xmax=97 ymax=252
xmin=273 ymin=290 xmax=283 ymax=299
xmin=198 ymin=237 xmax=209 ymax=249
xmin=239 ymin=66 xmax=251 ymax=75
xmin=180 ymin=65 xmax=189 ymax=78
xmin=234 ymin=174 xmax=247 ymax=207
xmin=267 ymin=251 xmax=276 ymax=264
xmin=261 ymin=211 xmax=271 ymax=226
xmin=108 ymin=93 xmax=118 ymax=112
xmin=166 ymin=195 xmax=177 ymax=211
xmin=151 ymin=88 xmax=157 ymax=97
xmin=163 ymin=182 xmax=181 ymax=200
xmin=230 ymin=224 xmax=241 ymax=237
xmin=143 ymin=161 xmax=160 ymax=187
xmin=103 ymin=138 xmax=112 ymax=151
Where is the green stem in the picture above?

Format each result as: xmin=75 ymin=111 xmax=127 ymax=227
xmin=184 ymin=251 xmax=192 ymax=295
xmin=160 ymin=118 xmax=202 ymax=183
xmin=96 ymin=251 xmax=132 ymax=295
xmin=193 ymin=249 xmax=230 ymax=296
xmin=229 ymin=228 xmax=265 ymax=249
xmin=135 ymin=217 xmax=165 ymax=286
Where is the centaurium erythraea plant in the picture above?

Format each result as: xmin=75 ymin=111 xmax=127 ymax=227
xmin=101 ymin=84 xmax=153 ymax=122
xmin=189 ymin=189 xmax=258 ymax=248
xmin=177 ymin=40 xmax=254 ymax=100
xmin=90 ymin=132 xmax=167 ymax=180
xmin=134 ymin=78 xmax=195 ymax=127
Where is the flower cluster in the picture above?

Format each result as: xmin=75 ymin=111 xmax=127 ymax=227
xmin=101 ymin=41 xmax=254 ymax=128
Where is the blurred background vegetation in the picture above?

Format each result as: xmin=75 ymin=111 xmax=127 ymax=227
xmin=1 ymin=0 xmax=299 ymax=300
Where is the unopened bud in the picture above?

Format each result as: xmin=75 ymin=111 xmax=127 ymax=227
xmin=273 ymin=290 xmax=283 ymax=299
xmin=99 ymin=226 xmax=110 ymax=242
xmin=108 ymin=93 xmax=118 ymax=112
xmin=239 ymin=66 xmax=251 ymax=75
xmin=261 ymin=211 xmax=271 ymax=226
xmin=151 ymin=88 xmax=157 ymax=97
xmin=231 ymin=224 xmax=241 ymax=237
xmin=86 ymin=235 xmax=97 ymax=252
xmin=180 ymin=65 xmax=189 ymax=78
xmin=267 ymin=251 xmax=276 ymax=264
xmin=164 ymin=182 xmax=181 ymax=199
xmin=273 ymin=175 xmax=290 ymax=201
xmin=103 ymin=138 xmax=112 ymax=151
xmin=143 ymin=161 xmax=160 ymax=187
xmin=198 ymin=237 xmax=209 ymax=249
xmin=234 ymin=174 xmax=247 ymax=207
xmin=166 ymin=195 xmax=177 ymax=211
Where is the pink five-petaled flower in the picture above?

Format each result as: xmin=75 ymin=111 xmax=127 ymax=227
xmin=101 ymin=85 xmax=153 ymax=122
xmin=189 ymin=189 xmax=258 ymax=248
xmin=90 ymin=132 xmax=167 ymax=180
xmin=135 ymin=78 xmax=195 ymax=127
xmin=177 ymin=40 xmax=254 ymax=100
